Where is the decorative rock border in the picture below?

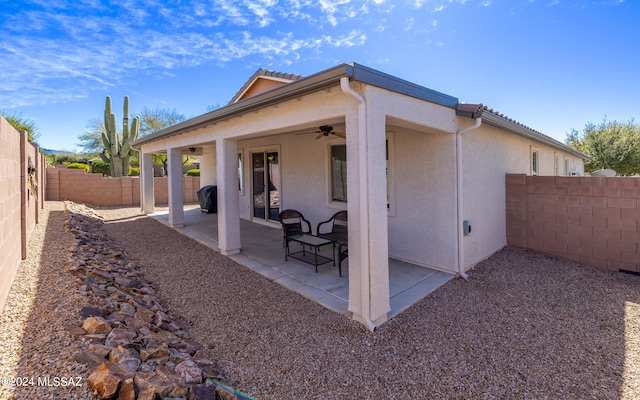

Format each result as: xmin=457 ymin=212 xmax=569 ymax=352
xmin=63 ymin=202 xmax=250 ymax=400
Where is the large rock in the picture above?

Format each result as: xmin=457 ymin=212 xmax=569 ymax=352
xmin=88 ymin=344 xmax=113 ymax=358
xmin=109 ymin=346 xmax=141 ymax=372
xmin=75 ymin=351 xmax=109 ymax=370
xmin=79 ymin=305 xmax=104 ymax=319
xmin=175 ymin=360 xmax=203 ymax=384
xmin=134 ymin=369 xmax=185 ymax=398
xmin=105 ymin=328 xmax=136 ymax=347
xmin=117 ymin=378 xmax=135 ymax=400
xmin=87 ymin=362 xmax=134 ymax=399
xmin=140 ymin=346 xmax=171 ymax=362
xmin=134 ymin=307 xmax=155 ymax=323
xmin=136 ymin=388 xmax=156 ymax=400
xmin=64 ymin=324 xmax=86 ymax=337
xmin=82 ymin=316 xmax=111 ymax=334
xmin=188 ymin=384 xmax=217 ymax=400
xmin=119 ymin=302 xmax=136 ymax=316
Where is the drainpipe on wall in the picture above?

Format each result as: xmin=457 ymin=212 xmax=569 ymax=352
xmin=340 ymin=76 xmax=377 ymax=332
xmin=456 ymin=116 xmax=482 ymax=279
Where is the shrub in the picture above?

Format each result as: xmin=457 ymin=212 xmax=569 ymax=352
xmin=91 ymin=160 xmax=110 ymax=176
xmin=57 ymin=154 xmax=88 ymax=164
xmin=129 ymin=167 xmax=140 ymax=176
xmin=67 ymin=163 xmax=90 ymax=173
xmin=186 ymin=169 xmax=200 ymax=176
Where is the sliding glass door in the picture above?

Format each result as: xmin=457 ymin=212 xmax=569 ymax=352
xmin=252 ymin=151 xmax=280 ymax=221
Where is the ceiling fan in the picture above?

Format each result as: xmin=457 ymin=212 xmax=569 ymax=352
xmin=312 ymin=125 xmax=346 ymax=140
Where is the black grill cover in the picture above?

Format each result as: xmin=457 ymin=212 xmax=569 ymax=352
xmin=197 ymin=185 xmax=217 ymax=214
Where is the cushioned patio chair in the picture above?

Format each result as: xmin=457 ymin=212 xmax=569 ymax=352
xmin=278 ymin=209 xmax=311 ymax=248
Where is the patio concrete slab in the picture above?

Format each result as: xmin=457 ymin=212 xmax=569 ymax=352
xmin=149 ymin=206 xmax=453 ymax=321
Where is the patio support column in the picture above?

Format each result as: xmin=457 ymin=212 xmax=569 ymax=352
xmin=216 ymin=139 xmax=241 ymax=255
xmin=140 ymin=152 xmax=155 ymax=213
xmin=167 ymin=147 xmax=184 ymax=227
xmin=343 ymin=80 xmax=391 ymax=329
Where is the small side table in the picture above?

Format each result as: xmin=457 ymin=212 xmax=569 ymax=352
xmin=285 ymin=234 xmax=335 ymax=272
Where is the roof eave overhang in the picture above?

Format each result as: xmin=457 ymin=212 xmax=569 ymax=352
xmin=481 ymin=111 xmax=592 ymax=161
xmin=131 ymin=62 xmax=460 ymax=147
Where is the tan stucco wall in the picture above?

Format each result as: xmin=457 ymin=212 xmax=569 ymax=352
xmin=137 ymin=81 xmax=585 ymax=275
xmin=460 ymin=122 xmax=585 ymax=270
xmin=386 ymin=129 xmax=458 ymax=270
xmin=238 ymin=78 xmax=289 ymax=102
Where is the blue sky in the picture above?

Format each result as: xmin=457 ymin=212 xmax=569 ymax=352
xmin=1 ymin=0 xmax=637 ymax=152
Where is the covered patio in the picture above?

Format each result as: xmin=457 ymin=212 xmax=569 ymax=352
xmin=150 ymin=205 xmax=453 ymax=320
xmin=132 ymin=63 xmax=474 ymax=329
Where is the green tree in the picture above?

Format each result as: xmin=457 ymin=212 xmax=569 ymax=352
xmin=138 ymin=107 xmax=188 ymax=176
xmin=566 ymin=118 xmax=640 ymax=176
xmin=139 ymin=106 xmax=186 ymax=137
xmin=79 ymin=105 xmax=189 ymax=175
xmin=77 ymin=118 xmax=104 ymax=155
xmin=1 ymin=110 xmax=41 ymax=143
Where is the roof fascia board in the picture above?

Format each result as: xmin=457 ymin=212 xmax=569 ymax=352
xmin=132 ymin=64 xmax=354 ymax=146
xmin=132 ymin=62 xmax=464 ymax=147
xmin=481 ymin=111 xmax=591 ymax=161
xmin=350 ymin=63 xmax=458 ymax=108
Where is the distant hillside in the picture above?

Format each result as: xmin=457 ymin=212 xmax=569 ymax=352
xmin=40 ymin=148 xmax=79 ymax=156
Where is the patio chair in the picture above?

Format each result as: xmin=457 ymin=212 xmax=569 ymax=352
xmin=317 ymin=211 xmax=348 ymax=275
xmin=278 ymin=209 xmax=311 ymax=248
xmin=316 ymin=210 xmax=347 ymax=245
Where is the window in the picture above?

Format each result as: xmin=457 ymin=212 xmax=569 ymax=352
xmin=329 ymin=138 xmax=394 ymax=212
xmin=531 ymin=147 xmax=539 ymax=176
xmin=331 ymin=145 xmax=347 ymax=202
xmin=238 ymin=152 xmax=243 ymax=192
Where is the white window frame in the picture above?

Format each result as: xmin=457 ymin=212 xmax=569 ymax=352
xmin=325 ymin=134 xmax=396 ymax=216
xmin=327 ymin=140 xmax=348 ymax=208
xmin=238 ymin=149 xmax=244 ymax=195
xmin=530 ymin=146 xmax=540 ymax=176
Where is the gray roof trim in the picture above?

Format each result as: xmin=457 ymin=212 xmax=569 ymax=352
xmin=350 ymin=63 xmax=458 ymax=107
xmin=131 ymin=62 xmax=461 ymax=147
xmin=481 ymin=110 xmax=591 ymax=161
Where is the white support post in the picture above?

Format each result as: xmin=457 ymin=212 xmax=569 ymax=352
xmin=140 ymin=152 xmax=155 ymax=213
xmin=216 ymin=139 xmax=241 ymax=255
xmin=344 ymin=86 xmax=391 ymax=329
xmin=167 ymin=147 xmax=184 ymax=227
xmin=365 ymin=108 xmax=391 ymax=324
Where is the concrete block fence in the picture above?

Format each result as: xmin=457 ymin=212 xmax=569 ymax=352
xmin=0 ymin=117 xmax=46 ymax=313
xmin=46 ymin=167 xmax=200 ymax=207
xmin=506 ymin=174 xmax=640 ymax=273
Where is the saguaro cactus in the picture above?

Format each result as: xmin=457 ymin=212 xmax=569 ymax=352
xmin=100 ymin=96 xmax=140 ymax=177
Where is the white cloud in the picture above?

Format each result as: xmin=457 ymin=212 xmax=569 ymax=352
xmin=405 ymin=17 xmax=415 ymax=30
xmin=0 ymin=1 xmax=383 ymax=108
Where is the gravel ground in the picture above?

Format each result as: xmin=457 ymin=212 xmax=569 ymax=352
xmin=2 ymin=202 xmax=639 ymax=399
xmin=0 ymin=202 xmax=94 ymax=400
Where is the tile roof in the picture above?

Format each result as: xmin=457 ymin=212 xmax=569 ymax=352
xmin=228 ymin=68 xmax=304 ymax=105
xmin=483 ymin=106 xmax=549 ymax=138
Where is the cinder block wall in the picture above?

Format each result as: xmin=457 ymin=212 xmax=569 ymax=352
xmin=0 ymin=117 xmax=45 ymax=313
xmin=46 ymin=168 xmax=200 ymax=207
xmin=506 ymin=174 xmax=640 ymax=273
